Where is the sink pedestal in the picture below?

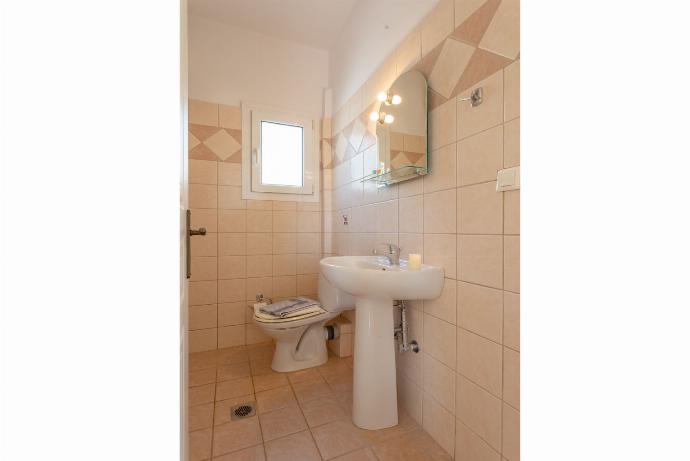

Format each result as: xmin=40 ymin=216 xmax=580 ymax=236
xmin=352 ymin=297 xmax=398 ymax=430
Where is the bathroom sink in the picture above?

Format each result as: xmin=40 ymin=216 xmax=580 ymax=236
xmin=320 ymin=256 xmax=443 ymax=300
xmin=319 ymin=255 xmax=444 ymax=431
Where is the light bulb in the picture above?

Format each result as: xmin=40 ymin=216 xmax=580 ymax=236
xmin=369 ymin=111 xmax=380 ymax=121
xmin=391 ymin=94 xmax=402 ymax=105
xmin=384 ymin=114 xmax=394 ymax=124
xmin=377 ymin=91 xmax=387 ymax=102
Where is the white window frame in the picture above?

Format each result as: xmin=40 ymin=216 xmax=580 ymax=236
xmin=241 ymin=102 xmax=319 ymax=202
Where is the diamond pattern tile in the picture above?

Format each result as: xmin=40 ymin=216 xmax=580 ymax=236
xmin=205 ymin=130 xmax=242 ymax=161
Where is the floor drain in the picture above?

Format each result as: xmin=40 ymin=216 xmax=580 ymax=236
xmin=230 ymin=403 xmax=256 ymax=420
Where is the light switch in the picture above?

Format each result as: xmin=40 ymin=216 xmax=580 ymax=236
xmin=496 ymin=166 xmax=520 ymax=192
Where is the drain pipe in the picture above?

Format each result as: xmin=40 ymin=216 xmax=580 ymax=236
xmin=325 ymin=324 xmax=340 ymax=340
xmin=394 ymin=300 xmax=419 ymax=353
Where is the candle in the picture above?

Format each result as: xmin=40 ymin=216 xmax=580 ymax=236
xmin=408 ymin=253 xmax=422 ymax=270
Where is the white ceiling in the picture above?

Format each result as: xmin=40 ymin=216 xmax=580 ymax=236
xmin=188 ymin=0 xmax=359 ymax=50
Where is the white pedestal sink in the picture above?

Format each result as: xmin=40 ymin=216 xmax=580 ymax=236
xmin=320 ymin=256 xmax=444 ymax=430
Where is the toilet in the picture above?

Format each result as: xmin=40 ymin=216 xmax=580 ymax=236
xmin=253 ymin=274 xmax=354 ymax=372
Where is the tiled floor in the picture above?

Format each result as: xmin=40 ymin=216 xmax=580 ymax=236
xmin=188 ymin=343 xmax=453 ymax=461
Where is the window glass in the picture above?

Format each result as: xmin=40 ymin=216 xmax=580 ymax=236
xmin=260 ymin=120 xmax=303 ymax=187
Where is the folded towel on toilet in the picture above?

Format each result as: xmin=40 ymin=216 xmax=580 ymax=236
xmin=259 ymin=297 xmax=322 ymax=318
xmin=254 ymin=304 xmax=326 ymax=322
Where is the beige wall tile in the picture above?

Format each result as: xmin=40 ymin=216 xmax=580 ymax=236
xmin=459 ymin=181 xmax=503 ymax=234
xmin=375 ymin=200 xmax=398 ymax=233
xmin=457 ymin=328 xmax=502 ymax=397
xmin=297 ymin=211 xmax=321 ymax=233
xmin=396 ymin=29 xmax=422 ymax=74
xmin=424 ymin=233 xmax=457 ymax=279
xmin=218 ymin=302 xmax=244 ymax=326
xmin=428 ymin=38 xmax=475 ymax=98
xmin=503 ymin=292 xmax=520 ymax=350
xmin=398 ymin=175 xmax=424 ymax=198
xmin=191 ymin=233 xmax=217 ymax=257
xmin=503 ymin=236 xmax=519 ymax=293
xmin=423 ymin=313 xmax=456 ymax=369
xmin=458 ymin=235 xmax=503 ymax=288
xmin=455 ymin=0 xmax=489 ymax=26
xmin=219 ymin=255 xmax=247 ymax=279
xmin=273 ymin=210 xmax=297 ymax=233
xmin=504 ymin=60 xmax=520 ymax=121
xmin=273 ymin=275 xmax=296 ymax=298
xmin=190 ymin=209 xmax=217 ymax=233
xmin=503 ymin=118 xmax=520 ymax=168
xmin=424 ymin=189 xmax=457 ymax=233
xmin=247 ymin=199 xmax=273 ymax=211
xmin=457 ymin=70 xmax=503 ymax=140
xmin=424 ymin=143 xmax=457 ymax=193
xmin=247 ymin=255 xmax=272 ymax=278
xmin=190 ymin=256 xmax=218 ymax=282
xmin=246 ymin=210 xmax=273 ymax=233
xmin=297 ymin=273 xmax=318 ymax=295
xmin=504 ymin=190 xmax=519 ymax=235
xmin=399 ymin=195 xmax=424 ymax=233
xmin=218 ymin=162 xmax=242 ymax=186
xmin=502 ymin=403 xmax=520 ymax=461
xmin=479 ymin=0 xmax=519 ymax=59
xmin=273 ymin=254 xmax=296 ymax=276
xmin=218 ymin=185 xmax=246 ymax=210
xmin=189 ymin=160 xmax=218 ymax=185
xmin=273 ymin=201 xmax=296 ymax=211
xmin=424 ymin=277 xmax=457 ymax=324
xmin=399 ymin=233 xmax=423 ymax=261
xmin=190 ymin=280 xmax=218 ymax=306
xmin=456 ymin=374 xmax=502 ymax=450
xmin=189 ymin=184 xmax=217 ymax=209
xmin=296 ymin=253 xmax=320 ymax=275
xmin=190 ymin=304 xmax=217 ymax=330
xmin=218 ymin=278 xmax=245 ymax=303
xmin=455 ymin=419 xmax=501 ymax=461
xmin=218 ymin=210 xmax=246 ymax=233
xmin=457 ymin=281 xmax=503 ymax=343
xmin=457 ymin=125 xmax=503 ymax=186
xmin=219 ymin=104 xmax=241 ymax=130
xmin=189 ymin=99 xmax=218 ymax=126
xmin=422 ymin=392 xmax=456 ymax=456
xmin=429 ymin=97 xmax=457 ymax=150
xmin=246 ymin=233 xmax=272 ymax=255
xmin=297 ymin=233 xmax=320 ymax=254
xmin=423 ymin=353 xmax=456 ymax=412
xmin=420 ymin=0 xmax=454 ymax=56
xmin=503 ymin=347 xmax=519 ymax=409
xmin=246 ymin=276 xmax=273 ymax=302
xmin=218 ymin=233 xmax=246 ymax=256
xmin=189 ymin=328 xmax=218 ymax=353
xmin=218 ymin=325 xmax=245 ymax=348
xmin=272 ymin=233 xmax=296 ymax=254
xmin=297 ymin=201 xmax=321 ymax=212
xmin=397 ymin=373 xmax=423 ymax=425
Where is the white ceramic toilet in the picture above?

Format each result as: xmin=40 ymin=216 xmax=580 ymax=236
xmin=253 ymin=274 xmax=354 ymax=372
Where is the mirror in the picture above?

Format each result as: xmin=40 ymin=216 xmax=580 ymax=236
xmin=369 ymin=70 xmax=427 ymax=186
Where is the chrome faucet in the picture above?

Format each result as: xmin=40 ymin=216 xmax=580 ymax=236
xmin=372 ymin=243 xmax=401 ymax=266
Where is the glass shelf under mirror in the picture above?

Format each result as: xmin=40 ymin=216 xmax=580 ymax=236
xmin=360 ymin=165 xmax=428 ymax=187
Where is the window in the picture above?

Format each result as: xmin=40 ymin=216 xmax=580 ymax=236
xmin=241 ymin=103 xmax=318 ymax=201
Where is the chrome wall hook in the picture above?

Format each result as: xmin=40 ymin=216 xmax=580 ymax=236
xmin=459 ymin=87 xmax=483 ymax=107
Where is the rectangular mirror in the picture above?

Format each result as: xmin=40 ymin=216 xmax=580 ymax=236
xmin=365 ymin=70 xmax=428 ymax=186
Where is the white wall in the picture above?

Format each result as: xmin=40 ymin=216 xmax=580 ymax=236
xmin=329 ymin=0 xmax=438 ymax=112
xmin=189 ymin=16 xmax=329 ymax=118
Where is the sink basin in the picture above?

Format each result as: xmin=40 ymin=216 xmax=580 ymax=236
xmin=320 ymin=255 xmax=443 ymax=300
xmin=319 ymin=255 xmax=444 ymax=430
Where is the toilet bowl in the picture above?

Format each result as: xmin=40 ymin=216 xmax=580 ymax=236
xmin=253 ymin=274 xmax=354 ymax=372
